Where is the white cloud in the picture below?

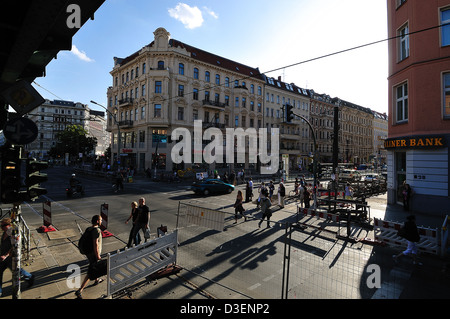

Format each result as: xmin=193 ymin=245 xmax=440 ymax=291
xmin=71 ymin=45 xmax=94 ymax=62
xmin=203 ymin=6 xmax=218 ymax=19
xmin=168 ymin=3 xmax=204 ymax=29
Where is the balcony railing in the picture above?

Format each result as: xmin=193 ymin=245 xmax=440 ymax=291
xmin=118 ymin=120 xmax=133 ymax=127
xmin=118 ymin=98 xmax=133 ymax=106
xmin=202 ymin=99 xmax=226 ymax=108
xmin=202 ymin=122 xmax=226 ymax=129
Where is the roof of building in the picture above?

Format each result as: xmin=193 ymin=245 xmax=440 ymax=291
xmin=168 ymin=39 xmax=264 ymax=81
xmin=115 ymin=36 xmax=264 ymax=82
xmin=265 ymin=76 xmax=310 ymax=98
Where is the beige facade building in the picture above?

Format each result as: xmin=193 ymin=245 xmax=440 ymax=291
xmin=106 ymin=27 xmax=382 ymax=174
xmin=372 ymin=111 xmax=388 ymax=166
xmin=264 ymin=76 xmax=310 ymax=172
xmin=308 ymin=92 xmax=374 ymax=165
xmin=107 ymin=28 xmax=268 ymax=172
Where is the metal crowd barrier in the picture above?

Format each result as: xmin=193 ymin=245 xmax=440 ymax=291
xmin=106 ymin=230 xmax=178 ymax=297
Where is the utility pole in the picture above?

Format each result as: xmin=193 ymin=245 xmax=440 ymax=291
xmin=332 ymin=106 xmax=340 ymax=210
xmin=10 ymin=203 xmax=22 ymax=299
xmin=332 ymin=106 xmax=339 ymax=174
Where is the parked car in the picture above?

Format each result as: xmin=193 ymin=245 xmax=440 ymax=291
xmin=339 ymin=169 xmax=360 ymax=181
xmin=191 ymin=179 xmax=235 ymax=196
xmin=363 ymin=174 xmax=379 ymax=182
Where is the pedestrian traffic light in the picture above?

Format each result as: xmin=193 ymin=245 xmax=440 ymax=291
xmin=1 ymin=146 xmax=22 ymax=203
xmin=24 ymin=158 xmax=48 ymax=201
xmin=308 ymin=163 xmax=313 ymax=172
xmin=285 ymin=104 xmax=295 ymax=123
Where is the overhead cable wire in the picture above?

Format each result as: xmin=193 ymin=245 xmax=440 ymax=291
xmin=33 ymin=22 xmax=450 ymax=107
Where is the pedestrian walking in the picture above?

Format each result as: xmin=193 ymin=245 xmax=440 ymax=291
xmin=136 ymin=197 xmax=151 ymax=242
xmin=402 ymin=182 xmax=413 ymax=211
xmin=258 ymin=189 xmax=273 ymax=228
xmin=245 ymin=180 xmax=253 ymax=203
xmin=278 ymin=182 xmax=285 ymax=208
xmin=115 ymin=169 xmax=124 ymax=191
xmin=393 ymin=215 xmax=422 ymax=265
xmin=299 ymin=183 xmax=305 ymax=208
xmin=0 ymin=218 xmax=34 ymax=297
xmin=233 ymin=190 xmax=247 ymax=223
xmin=75 ymin=215 xmax=104 ymax=299
xmin=125 ymin=201 xmax=141 ymax=248
xmin=303 ymin=186 xmax=311 ymax=208
xmin=268 ymin=181 xmax=275 ymax=202
xmin=344 ymin=182 xmax=353 ymax=200
xmin=257 ymin=182 xmax=266 ymax=208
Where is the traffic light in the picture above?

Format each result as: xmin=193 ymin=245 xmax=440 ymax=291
xmin=317 ymin=163 xmax=323 ymax=178
xmin=24 ymin=158 xmax=48 ymax=201
xmin=308 ymin=163 xmax=313 ymax=172
xmin=1 ymin=146 xmax=22 ymax=203
xmin=285 ymin=104 xmax=294 ymax=123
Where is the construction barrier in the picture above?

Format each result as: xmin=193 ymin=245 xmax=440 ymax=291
xmin=318 ymin=190 xmax=345 ymax=197
xmin=177 ymin=202 xmax=225 ymax=232
xmin=298 ymin=207 xmax=340 ymax=222
xmin=100 ymin=203 xmax=113 ymax=238
xmin=39 ymin=201 xmax=55 ymax=232
xmin=373 ymin=218 xmax=439 ymax=255
xmin=441 ymin=215 xmax=449 ymax=256
xmin=106 ymin=230 xmax=178 ymax=297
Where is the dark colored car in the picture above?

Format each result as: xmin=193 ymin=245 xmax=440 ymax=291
xmin=191 ymin=179 xmax=235 ymax=196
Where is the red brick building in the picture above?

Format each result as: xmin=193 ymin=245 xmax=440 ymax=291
xmin=385 ymin=0 xmax=450 ymax=214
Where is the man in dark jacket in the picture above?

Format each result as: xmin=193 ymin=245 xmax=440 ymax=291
xmin=393 ymin=215 xmax=421 ymax=265
xmin=136 ymin=197 xmax=151 ymax=242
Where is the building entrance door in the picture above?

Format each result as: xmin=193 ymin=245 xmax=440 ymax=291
xmin=395 ymin=151 xmax=407 ymax=204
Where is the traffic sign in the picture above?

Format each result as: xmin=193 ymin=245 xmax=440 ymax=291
xmin=3 ymin=117 xmax=38 ymax=145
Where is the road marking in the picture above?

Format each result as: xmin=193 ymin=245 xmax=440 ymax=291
xmin=248 ymin=283 xmax=261 ymax=290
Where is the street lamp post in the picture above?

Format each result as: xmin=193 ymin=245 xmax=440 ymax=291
xmin=90 ymin=100 xmax=121 ymax=169
xmin=291 ymin=112 xmax=318 ymax=208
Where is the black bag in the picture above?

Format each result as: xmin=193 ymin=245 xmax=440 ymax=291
xmin=280 ymin=185 xmax=285 ymax=197
xmin=88 ymin=259 xmax=107 ymax=280
xmin=78 ymin=227 xmax=94 ymax=255
xmin=397 ymin=226 xmax=407 ymax=238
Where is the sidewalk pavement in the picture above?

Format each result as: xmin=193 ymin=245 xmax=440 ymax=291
xmin=0 ymin=181 xmax=449 ymax=300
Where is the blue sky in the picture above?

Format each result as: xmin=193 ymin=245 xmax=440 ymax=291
xmin=33 ymin=0 xmax=388 ymax=114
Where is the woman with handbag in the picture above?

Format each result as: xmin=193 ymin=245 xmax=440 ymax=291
xmin=234 ymin=190 xmax=247 ymax=224
xmin=125 ymin=201 xmax=141 ymax=248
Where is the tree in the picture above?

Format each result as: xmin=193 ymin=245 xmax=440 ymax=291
xmin=49 ymin=125 xmax=97 ymax=160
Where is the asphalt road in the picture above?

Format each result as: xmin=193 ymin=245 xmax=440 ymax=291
xmin=2 ymin=166 xmax=449 ymax=299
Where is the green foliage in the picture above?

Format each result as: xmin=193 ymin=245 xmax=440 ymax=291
xmin=48 ymin=124 xmax=97 ymax=158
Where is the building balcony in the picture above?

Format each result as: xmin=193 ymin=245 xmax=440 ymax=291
xmin=118 ymin=120 xmax=133 ymax=128
xmin=202 ymin=122 xmax=226 ymax=129
xmin=202 ymin=99 xmax=226 ymax=109
xmin=118 ymin=98 xmax=133 ymax=107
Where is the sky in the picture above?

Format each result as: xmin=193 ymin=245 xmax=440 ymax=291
xmin=33 ymin=0 xmax=389 ymax=114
